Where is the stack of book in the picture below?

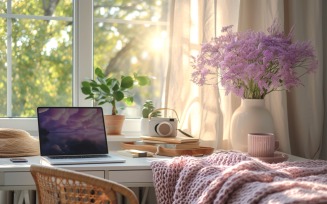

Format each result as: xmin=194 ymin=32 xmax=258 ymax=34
xmin=140 ymin=135 xmax=200 ymax=150
xmin=121 ymin=133 xmax=214 ymax=157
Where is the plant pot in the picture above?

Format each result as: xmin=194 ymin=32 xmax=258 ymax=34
xmin=230 ymin=99 xmax=274 ymax=152
xmin=103 ymin=115 xmax=125 ymax=135
xmin=140 ymin=118 xmax=150 ymax=136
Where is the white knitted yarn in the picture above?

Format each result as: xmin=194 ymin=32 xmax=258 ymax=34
xmin=0 ymin=128 xmax=40 ymax=157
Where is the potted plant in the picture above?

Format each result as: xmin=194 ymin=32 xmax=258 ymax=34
xmin=142 ymin=100 xmax=161 ymax=118
xmin=81 ymin=67 xmax=151 ymax=135
xmin=141 ymin=100 xmax=161 ymax=135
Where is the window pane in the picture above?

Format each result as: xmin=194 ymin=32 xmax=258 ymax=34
xmin=94 ymin=0 xmax=169 ymax=118
xmin=94 ymin=0 xmax=169 ymax=21
xmin=0 ymin=0 xmax=73 ymax=117
xmin=11 ymin=0 xmax=72 ymax=17
xmin=11 ymin=18 xmax=73 ymax=117
xmin=0 ymin=2 xmax=5 ymax=14
xmin=0 ymin=18 xmax=7 ymax=116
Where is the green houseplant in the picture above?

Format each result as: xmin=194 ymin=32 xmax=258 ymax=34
xmin=141 ymin=100 xmax=161 ymax=135
xmin=142 ymin=100 xmax=161 ymax=118
xmin=81 ymin=67 xmax=150 ymax=135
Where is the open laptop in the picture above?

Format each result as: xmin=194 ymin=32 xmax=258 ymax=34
xmin=37 ymin=107 xmax=125 ymax=165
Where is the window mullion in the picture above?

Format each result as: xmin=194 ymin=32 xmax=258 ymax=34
xmin=0 ymin=13 xmax=72 ymax=21
xmin=6 ymin=0 xmax=12 ymax=117
xmin=73 ymin=0 xmax=93 ymax=107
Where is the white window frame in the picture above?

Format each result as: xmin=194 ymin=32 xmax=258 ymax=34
xmin=0 ymin=0 xmax=142 ymax=135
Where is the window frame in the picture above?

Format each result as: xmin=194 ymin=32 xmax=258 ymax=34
xmin=0 ymin=0 xmax=141 ymax=135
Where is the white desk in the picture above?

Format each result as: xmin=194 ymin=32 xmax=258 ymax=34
xmin=0 ymin=148 xmax=306 ymax=204
xmin=0 ymin=135 xmax=160 ymax=204
xmin=0 ymin=153 xmax=157 ymax=190
xmin=0 ymin=135 xmax=153 ymax=189
xmin=0 ymin=152 xmax=306 ymax=190
xmin=0 ymin=152 xmax=162 ymax=204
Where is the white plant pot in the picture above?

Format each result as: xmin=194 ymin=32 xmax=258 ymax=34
xmin=140 ymin=118 xmax=150 ymax=136
xmin=230 ymin=99 xmax=275 ymax=152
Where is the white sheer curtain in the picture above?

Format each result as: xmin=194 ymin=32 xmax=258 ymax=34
xmin=164 ymin=0 xmax=220 ymax=148
xmin=165 ymin=0 xmax=327 ymax=159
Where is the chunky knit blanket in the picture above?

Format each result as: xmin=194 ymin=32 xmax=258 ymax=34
xmin=150 ymin=151 xmax=327 ymax=204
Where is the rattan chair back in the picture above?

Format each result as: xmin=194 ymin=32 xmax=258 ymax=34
xmin=30 ymin=164 xmax=139 ymax=204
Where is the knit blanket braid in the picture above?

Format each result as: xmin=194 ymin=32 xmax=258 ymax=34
xmin=150 ymin=151 xmax=327 ymax=204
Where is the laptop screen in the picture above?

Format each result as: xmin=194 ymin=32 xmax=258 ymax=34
xmin=37 ymin=107 xmax=109 ymax=156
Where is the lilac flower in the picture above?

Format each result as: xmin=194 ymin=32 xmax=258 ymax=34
xmin=191 ymin=21 xmax=318 ymax=99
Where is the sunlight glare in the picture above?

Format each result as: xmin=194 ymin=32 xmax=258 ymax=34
xmin=100 ymin=7 xmax=105 ymax=15
xmin=131 ymin=56 xmax=138 ymax=64
xmin=116 ymin=40 xmax=122 ymax=50
xmin=150 ymin=31 xmax=167 ymax=51
xmin=17 ymin=40 xmax=22 ymax=47
xmin=44 ymin=38 xmax=58 ymax=55
xmin=151 ymin=16 xmax=159 ymax=21
xmin=111 ymin=26 xmax=119 ymax=36
xmin=151 ymin=37 xmax=163 ymax=50
xmin=141 ymin=51 xmax=149 ymax=59
xmin=61 ymin=30 xmax=69 ymax=42
xmin=109 ymin=7 xmax=119 ymax=15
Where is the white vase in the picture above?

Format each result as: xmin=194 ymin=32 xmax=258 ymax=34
xmin=230 ymin=99 xmax=274 ymax=152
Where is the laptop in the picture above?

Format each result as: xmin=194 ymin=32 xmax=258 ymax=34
xmin=37 ymin=107 xmax=126 ymax=165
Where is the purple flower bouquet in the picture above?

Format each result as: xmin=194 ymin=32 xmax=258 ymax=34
xmin=191 ymin=21 xmax=318 ymax=99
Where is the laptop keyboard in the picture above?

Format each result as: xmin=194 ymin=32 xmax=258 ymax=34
xmin=49 ymin=155 xmax=109 ymax=159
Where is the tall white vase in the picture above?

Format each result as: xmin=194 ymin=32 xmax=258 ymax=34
xmin=230 ymin=99 xmax=274 ymax=152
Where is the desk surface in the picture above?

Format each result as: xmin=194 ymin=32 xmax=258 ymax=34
xmin=0 ymin=154 xmax=154 ymax=172
xmin=0 ymin=151 xmax=306 ymax=191
xmin=0 ymin=152 xmax=167 ymax=190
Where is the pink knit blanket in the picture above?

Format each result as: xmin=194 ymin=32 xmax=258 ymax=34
xmin=150 ymin=151 xmax=327 ymax=204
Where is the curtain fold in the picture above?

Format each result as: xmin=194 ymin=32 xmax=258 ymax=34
xmin=165 ymin=0 xmax=220 ymax=147
xmin=320 ymin=0 xmax=327 ymax=160
xmin=283 ymin=0 xmax=325 ymax=159
xmin=165 ymin=0 xmax=326 ymax=159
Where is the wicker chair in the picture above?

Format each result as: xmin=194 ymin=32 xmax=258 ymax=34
xmin=30 ymin=164 xmax=139 ymax=204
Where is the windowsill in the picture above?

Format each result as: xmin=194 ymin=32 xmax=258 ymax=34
xmin=0 ymin=118 xmax=143 ymax=137
xmin=107 ymin=132 xmax=141 ymax=142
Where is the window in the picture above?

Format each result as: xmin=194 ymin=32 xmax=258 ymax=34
xmin=0 ymin=0 xmax=73 ymax=117
xmin=93 ymin=0 xmax=169 ymax=117
xmin=0 ymin=0 xmax=169 ymax=134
